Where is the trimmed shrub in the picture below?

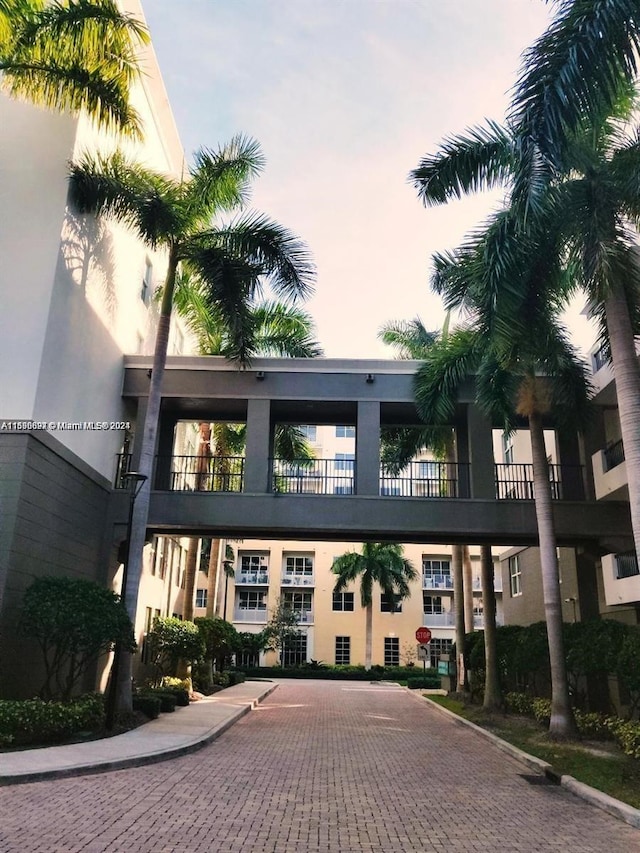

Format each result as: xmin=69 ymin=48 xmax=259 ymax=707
xmin=608 ymin=719 xmax=640 ymax=759
xmin=225 ymin=671 xmax=246 ymax=686
xmin=132 ymin=695 xmax=161 ymax=719
xmin=138 ymin=690 xmax=177 ymax=713
xmin=407 ymin=676 xmax=441 ymax=690
xmin=505 ymin=692 xmax=534 ymax=716
xmin=0 ymin=694 xmax=105 ymax=747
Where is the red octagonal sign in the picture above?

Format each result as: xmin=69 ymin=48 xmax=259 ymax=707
xmin=416 ymin=626 xmax=432 ymax=644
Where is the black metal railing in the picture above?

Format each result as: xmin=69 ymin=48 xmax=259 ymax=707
xmin=272 ymin=458 xmax=354 ymax=495
xmin=615 ymin=552 xmax=639 ymax=580
xmin=603 ymin=439 xmax=625 ymax=472
xmin=163 ymin=455 xmax=245 ymax=492
xmin=592 ymin=345 xmax=610 ymax=373
xmin=114 ymin=452 xmax=132 ymax=489
xmin=494 ymin=463 xmax=584 ymax=500
xmin=379 ymin=461 xmax=470 ymax=498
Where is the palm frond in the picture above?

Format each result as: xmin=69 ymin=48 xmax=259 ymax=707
xmin=413 ymin=328 xmax=481 ymax=424
xmin=380 ymin=426 xmax=452 ymax=475
xmin=377 ymin=317 xmax=439 ymax=359
xmin=410 ymin=120 xmax=514 ymax=206
xmin=251 ymin=301 xmax=323 ymax=357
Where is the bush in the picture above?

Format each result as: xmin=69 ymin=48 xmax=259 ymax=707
xmin=132 ymin=695 xmax=161 ymax=719
xmin=407 ymin=676 xmax=441 ymax=690
xmin=212 ymin=672 xmax=230 ymax=688
xmin=225 ymin=671 xmax=246 ymax=686
xmin=137 ymin=690 xmax=177 ymax=713
xmin=505 ymin=692 xmax=534 ymax=716
xmin=608 ymin=719 xmax=640 ymax=759
xmin=0 ymin=694 xmax=105 ymax=747
xmin=145 ymin=618 xmax=204 ymax=681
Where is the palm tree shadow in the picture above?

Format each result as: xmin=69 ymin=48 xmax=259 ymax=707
xmin=59 ymin=210 xmax=118 ymax=322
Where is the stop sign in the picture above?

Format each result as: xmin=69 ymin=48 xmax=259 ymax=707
xmin=416 ymin=626 xmax=432 ymax=644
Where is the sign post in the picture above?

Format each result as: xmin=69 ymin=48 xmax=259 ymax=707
xmin=415 ymin=627 xmax=432 ymax=672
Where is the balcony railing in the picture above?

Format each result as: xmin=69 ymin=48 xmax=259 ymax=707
xmin=273 ymin=458 xmax=354 ymax=495
xmin=494 ymin=463 xmax=584 ymax=500
xmin=281 ymin=574 xmax=315 ymax=586
xmin=603 ymin=439 xmax=625 ymax=473
xmin=615 ymin=552 xmax=639 ymax=580
xmin=380 ymin=461 xmax=469 ymax=498
xmin=422 ymin=574 xmax=454 ymax=590
xmin=233 ymin=607 xmax=268 ymax=622
xmin=423 ymin=611 xmax=455 ymax=627
xmin=236 ymin=572 xmax=269 ymax=585
xmin=114 ymin=453 xmax=245 ymax=491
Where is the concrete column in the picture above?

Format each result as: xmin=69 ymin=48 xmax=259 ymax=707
xmin=356 ymin=400 xmax=380 ymax=496
xmin=129 ymin=397 xmax=148 ymax=471
xmin=244 ymin=398 xmax=272 ymax=493
xmin=455 ymin=418 xmax=471 ymax=498
xmin=582 ymin=406 xmax=607 ymax=501
xmin=555 ymin=428 xmax=585 ymax=500
xmin=466 ymin=404 xmax=495 ymax=499
xmin=155 ymin=413 xmax=177 ymax=490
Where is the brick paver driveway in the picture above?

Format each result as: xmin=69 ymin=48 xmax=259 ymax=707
xmin=1 ymin=680 xmax=638 ymax=853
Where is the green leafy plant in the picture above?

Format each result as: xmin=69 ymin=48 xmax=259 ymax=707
xmin=0 ymin=694 xmax=104 ymax=747
xmin=145 ymin=617 xmax=203 ymax=683
xmin=19 ymin=576 xmax=135 ymax=700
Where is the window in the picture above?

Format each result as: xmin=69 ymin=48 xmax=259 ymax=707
xmin=240 ymin=553 xmax=269 ymax=582
xmin=284 ymin=555 xmax=313 ymax=576
xmin=195 ymin=588 xmax=207 ymax=609
xmin=334 ymin=452 xmax=355 ymax=471
xmin=335 ymin=425 xmax=355 ymax=438
xmin=502 ymin=432 xmax=514 ymax=465
xmin=380 ymin=593 xmax=402 ymax=613
xmin=422 ymin=559 xmax=451 ymax=587
xmin=384 ymin=637 xmax=399 ymax=666
xmin=238 ymin=590 xmax=266 ymax=610
xmin=417 ymin=461 xmax=439 ymax=479
xmin=423 ymin=594 xmax=443 ymax=614
xmin=298 ymin=425 xmax=317 ymax=441
xmin=334 ymin=484 xmax=353 ymax=495
xmin=283 ymin=591 xmax=313 ymax=619
xmin=509 ymin=555 xmax=522 ymax=597
xmin=381 ymin=484 xmax=401 ymax=496
xmin=144 ymin=607 xmax=153 ymax=634
xmin=429 ymin=637 xmax=453 ymax=668
xmin=141 ymin=259 xmax=153 ymax=305
xmin=282 ymin=632 xmax=307 ymax=666
xmin=332 ymin=592 xmax=354 ymax=611
xmin=237 ymin=649 xmax=260 ymax=668
xmin=615 ymin=552 xmax=639 ymax=580
xmin=335 ymin=636 xmax=351 ymax=665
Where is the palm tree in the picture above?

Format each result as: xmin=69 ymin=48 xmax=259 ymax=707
xmin=332 ymin=542 xmax=417 ymax=671
xmin=68 ymin=135 xmax=315 ymax=711
xmin=410 ymin=18 xmax=640 ymax=563
xmin=413 ymin=242 xmax=591 ymax=736
xmin=1 ymin=0 xmax=147 ymax=135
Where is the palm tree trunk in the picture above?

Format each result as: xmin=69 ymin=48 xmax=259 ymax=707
xmin=452 ymin=544 xmax=466 ymax=690
xmin=529 ymin=410 xmax=576 ymax=738
xmin=463 ymin=545 xmax=474 ymax=634
xmin=480 ymin=545 xmax=501 ymax=711
xmin=604 ymin=284 xmax=640 ymax=561
xmin=365 ymin=601 xmax=373 ymax=670
xmin=206 ymin=538 xmax=222 ymax=617
xmin=116 ymin=248 xmax=179 ymax=713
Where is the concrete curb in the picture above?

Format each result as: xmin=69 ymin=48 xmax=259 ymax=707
xmin=0 ymin=682 xmax=278 ymax=786
xmin=417 ymin=692 xmax=640 ymax=830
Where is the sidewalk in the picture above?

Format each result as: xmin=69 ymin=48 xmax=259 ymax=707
xmin=0 ymin=680 xmax=277 ymax=786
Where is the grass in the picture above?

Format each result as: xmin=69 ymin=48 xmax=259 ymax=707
xmin=427 ymin=695 xmax=640 ymax=810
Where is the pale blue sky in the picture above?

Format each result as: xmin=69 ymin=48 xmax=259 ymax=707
xmin=144 ymin=1 xmax=591 ymax=358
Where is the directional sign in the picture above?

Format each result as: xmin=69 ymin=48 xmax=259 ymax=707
xmin=415 ymin=626 xmax=432 ymax=644
xmin=417 ymin=644 xmax=430 ymax=662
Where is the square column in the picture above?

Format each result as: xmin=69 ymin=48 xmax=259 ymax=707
xmin=244 ymin=398 xmax=273 ymax=493
xmin=356 ymin=400 xmax=380 ymax=496
xmin=465 ymin=404 xmax=495 ymax=499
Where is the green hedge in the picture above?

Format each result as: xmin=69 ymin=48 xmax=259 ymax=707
xmin=239 ymin=665 xmax=440 ymax=685
xmin=0 ymin=694 xmax=104 ymax=748
xmin=505 ymin=692 xmax=640 ymax=759
xmin=132 ymin=694 xmax=161 ymax=719
xmin=407 ymin=676 xmax=441 ymax=690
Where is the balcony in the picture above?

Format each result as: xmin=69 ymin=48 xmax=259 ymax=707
xmin=495 ymin=463 xmax=584 ymax=500
xmin=601 ymin=552 xmax=640 ymax=606
xmin=281 ymin=574 xmax=315 ymax=586
xmin=423 ymin=611 xmax=455 ymax=627
xmin=380 ymin=461 xmax=470 ymax=498
xmin=422 ymin=575 xmax=502 ymax=593
xmin=592 ymin=440 xmax=628 ymax=501
xmin=236 ymin=571 xmax=269 ymax=585
xmin=233 ymin=607 xmax=268 ymax=623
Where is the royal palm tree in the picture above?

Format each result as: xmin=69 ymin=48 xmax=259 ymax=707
xmin=69 ymin=135 xmax=315 ymax=711
xmin=332 ymin=542 xmax=417 ymax=671
xmin=413 ymin=230 xmax=591 ymax=736
xmin=1 ymin=0 xmax=147 ymax=135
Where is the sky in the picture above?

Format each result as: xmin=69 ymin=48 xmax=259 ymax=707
xmin=143 ymin=0 xmax=595 ymax=359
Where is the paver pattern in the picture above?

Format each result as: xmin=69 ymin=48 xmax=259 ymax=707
xmin=0 ymin=680 xmax=638 ymax=853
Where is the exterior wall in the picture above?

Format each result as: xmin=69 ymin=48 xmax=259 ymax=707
xmin=0 ymin=432 xmax=113 ymax=697
xmin=499 ymin=546 xmax=580 ymax=626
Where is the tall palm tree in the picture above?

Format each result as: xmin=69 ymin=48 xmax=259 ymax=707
xmin=413 ymin=238 xmax=591 ymax=737
xmin=1 ymin=0 xmax=147 ymax=135
xmin=332 ymin=542 xmax=417 ymax=671
xmin=69 ymin=136 xmax=315 ymax=711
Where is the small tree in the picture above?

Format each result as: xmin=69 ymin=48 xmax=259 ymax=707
xmin=20 ymin=576 xmax=135 ymax=700
xmin=145 ymin=617 xmax=203 ymax=684
xmin=236 ymin=630 xmax=271 ymax=668
xmin=266 ymin=599 xmax=301 ymax=667
xmin=194 ymin=617 xmax=239 ymax=674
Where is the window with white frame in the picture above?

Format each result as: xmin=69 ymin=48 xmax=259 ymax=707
xmin=282 ymin=633 xmax=307 ymax=666
xmin=238 ymin=590 xmax=267 ymax=610
xmin=422 ymin=559 xmax=451 ymax=585
xmin=240 ymin=553 xmax=269 ymax=581
xmin=384 ymin=637 xmax=400 ymax=666
xmin=283 ymin=591 xmax=312 ymax=614
xmin=335 ymin=636 xmax=351 ymax=665
xmin=195 ymin=588 xmax=207 ymax=609
xmin=423 ymin=594 xmax=443 ymax=614
xmin=332 ymin=592 xmax=354 ymax=611
xmin=335 ymin=425 xmax=355 ymax=438
xmin=298 ymin=425 xmax=317 ymax=441
xmin=380 ymin=593 xmax=402 ymax=613
xmin=509 ymin=555 xmax=522 ymax=596
xmin=429 ymin=637 xmax=453 ymax=668
xmin=284 ymin=555 xmax=313 ymax=576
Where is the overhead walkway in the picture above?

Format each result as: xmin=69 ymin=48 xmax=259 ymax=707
xmin=111 ymin=356 xmax=632 ymax=550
